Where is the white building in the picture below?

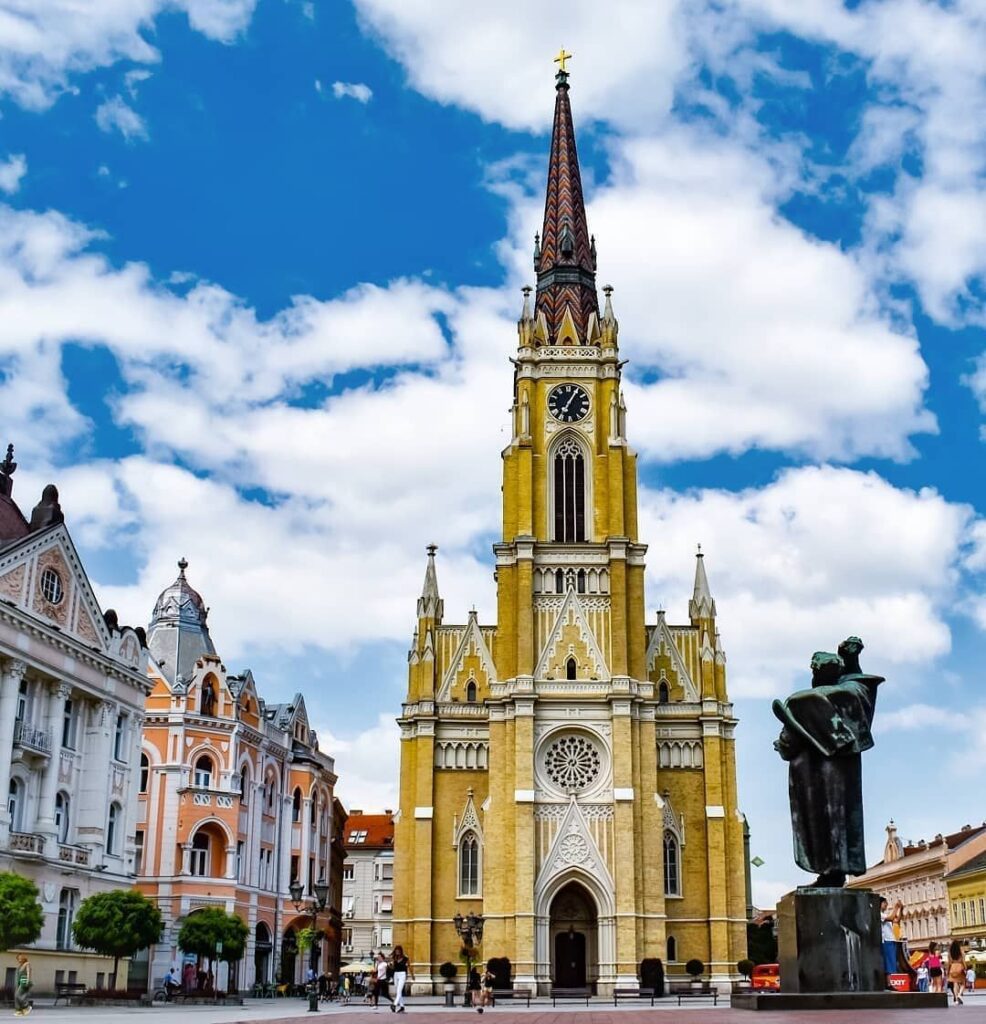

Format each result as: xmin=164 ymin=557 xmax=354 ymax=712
xmin=0 ymin=447 xmax=151 ymax=993
xmin=341 ymin=812 xmax=394 ymax=960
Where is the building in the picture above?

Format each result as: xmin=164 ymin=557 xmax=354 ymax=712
xmin=848 ymin=820 xmax=986 ymax=951
xmin=341 ymin=811 xmax=395 ymax=960
xmin=0 ymin=446 xmax=151 ymax=993
xmin=945 ymin=851 xmax=986 ymax=952
xmin=135 ymin=560 xmax=346 ymax=992
xmin=393 ymin=64 xmax=747 ymax=995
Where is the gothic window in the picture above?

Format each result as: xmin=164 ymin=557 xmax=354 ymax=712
xmin=663 ymin=830 xmax=680 ymax=896
xmin=566 ymin=657 xmax=577 ymax=681
xmin=190 ymin=832 xmax=209 ymax=876
xmin=577 ymin=569 xmax=586 ymax=593
xmin=658 ymin=681 xmax=670 ymax=704
xmin=7 ymin=779 xmax=22 ymax=832
xmin=466 ymin=680 xmax=477 ymax=703
xmin=55 ymin=792 xmax=70 ymax=844
xmin=56 ymin=888 xmax=78 ymax=950
xmin=553 ymin=437 xmax=586 ymax=542
xmin=292 ymin=787 xmax=302 ymax=822
xmin=555 ymin=569 xmax=564 ymax=594
xmin=310 ymin=792 xmax=318 ymax=827
xmin=106 ymin=803 xmax=121 ymax=855
xmin=200 ymin=678 xmax=217 ymax=716
xmin=543 ymin=734 xmax=601 ymax=793
xmin=667 ymin=936 xmax=677 ymax=962
xmin=459 ymin=831 xmax=480 ymax=896
xmin=240 ymin=765 xmax=249 ymax=804
xmin=139 ymin=753 xmax=150 ymax=793
xmin=193 ymin=755 xmax=213 ymax=789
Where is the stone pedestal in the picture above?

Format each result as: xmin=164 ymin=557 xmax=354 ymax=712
xmin=778 ymin=887 xmax=882 ymax=993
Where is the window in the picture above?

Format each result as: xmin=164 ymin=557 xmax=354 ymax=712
xmin=190 ymin=832 xmax=209 ymax=876
xmin=237 ymin=841 xmax=245 ymax=883
xmin=113 ymin=713 xmax=126 ymax=761
xmin=378 ymin=894 xmax=393 ymax=913
xmin=663 ymin=831 xmax=680 ymax=896
xmin=459 ymin=832 xmax=480 ymax=896
xmin=658 ymin=681 xmax=670 ymax=704
xmin=310 ymin=794 xmax=318 ymax=827
xmin=466 ymin=680 xmax=477 ymax=703
xmin=15 ymin=680 xmax=27 ymax=722
xmin=40 ymin=567 xmax=64 ymax=605
xmin=193 ymin=755 xmax=213 ymax=788
xmin=343 ymin=864 xmax=354 ymax=881
xmin=971 ymin=901 xmax=978 ymax=926
xmin=577 ymin=569 xmax=586 ymax=594
xmin=240 ymin=765 xmax=249 ymax=803
xmin=7 ymin=779 xmax=22 ymax=832
xmin=566 ymin=657 xmax=577 ymax=681
xmin=380 ymin=926 xmax=392 ymax=947
xmin=200 ymin=677 xmax=217 ymax=716
xmin=139 ymin=753 xmax=149 ymax=794
xmin=555 ymin=569 xmax=564 ymax=594
xmin=290 ymin=855 xmax=300 ymax=884
xmin=61 ymin=698 xmax=76 ymax=749
xmin=55 ymin=792 xmax=70 ymax=844
xmin=106 ymin=803 xmax=121 ymax=855
xmin=980 ymin=899 xmax=985 ymax=924
xmin=349 ymin=829 xmax=368 ymax=844
xmin=134 ymin=830 xmax=144 ymax=875
xmin=375 ymin=861 xmax=394 ymax=881
xmin=962 ymin=901 xmax=969 ymax=926
xmin=342 ymin=927 xmax=353 ymax=947
xmin=343 ymin=895 xmax=354 ymax=917
xmin=552 ymin=437 xmax=586 ymax=542
xmin=56 ymin=888 xmax=78 ymax=950
xmin=292 ymin=787 xmax=302 ymax=822
xmin=667 ymin=936 xmax=677 ymax=962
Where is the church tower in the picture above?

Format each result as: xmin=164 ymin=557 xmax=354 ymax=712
xmin=394 ymin=57 xmax=747 ymax=993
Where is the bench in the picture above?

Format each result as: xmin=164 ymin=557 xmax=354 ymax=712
xmin=490 ymin=988 xmax=533 ymax=1007
xmin=54 ymin=982 xmax=89 ymax=1005
xmin=669 ymin=981 xmax=718 ymax=1005
xmin=551 ymin=986 xmax=591 ymax=1006
xmin=613 ymin=987 xmax=655 ymax=1006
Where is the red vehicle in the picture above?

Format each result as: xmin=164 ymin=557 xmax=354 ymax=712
xmin=751 ymin=964 xmax=780 ymax=991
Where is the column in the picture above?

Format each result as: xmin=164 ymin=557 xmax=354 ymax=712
xmin=0 ymin=659 xmax=27 ymax=838
xmin=76 ymin=699 xmax=115 ymax=860
xmin=36 ymin=682 xmax=72 ymax=838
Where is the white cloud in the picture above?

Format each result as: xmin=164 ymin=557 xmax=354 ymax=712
xmin=124 ymin=68 xmax=152 ymax=99
xmin=331 ymin=81 xmax=373 ymax=103
xmin=94 ymin=95 xmax=148 ymax=141
xmin=319 ymin=714 xmax=400 ymax=812
xmin=0 ymin=153 xmax=26 ymax=193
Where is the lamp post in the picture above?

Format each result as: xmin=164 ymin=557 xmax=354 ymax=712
xmin=290 ymin=876 xmax=331 ymax=1013
xmin=453 ymin=912 xmax=484 ymax=1007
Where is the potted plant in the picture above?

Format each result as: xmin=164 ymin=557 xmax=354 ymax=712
xmin=439 ymin=962 xmax=457 ymax=1007
xmin=736 ymin=959 xmax=754 ymax=991
xmin=685 ymin=959 xmax=705 ymax=990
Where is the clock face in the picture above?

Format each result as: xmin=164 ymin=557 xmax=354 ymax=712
xmin=548 ymin=384 xmax=590 ymax=423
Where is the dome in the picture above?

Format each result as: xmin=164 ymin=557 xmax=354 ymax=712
xmin=151 ymin=557 xmax=208 ymax=627
xmin=147 ymin=558 xmax=216 ymax=685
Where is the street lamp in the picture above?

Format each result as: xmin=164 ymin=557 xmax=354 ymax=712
xmin=290 ymin=876 xmax=331 ymax=1013
xmin=453 ymin=912 xmax=485 ymax=1007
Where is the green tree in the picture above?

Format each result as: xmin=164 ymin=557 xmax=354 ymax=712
xmin=0 ymin=872 xmax=43 ymax=951
xmin=177 ymin=908 xmax=248 ymax=963
xmin=72 ymin=889 xmax=163 ymax=988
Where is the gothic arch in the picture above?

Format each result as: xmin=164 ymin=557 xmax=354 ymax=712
xmin=547 ymin=430 xmax=592 ymax=543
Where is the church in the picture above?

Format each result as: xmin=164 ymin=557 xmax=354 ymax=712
xmin=393 ymin=59 xmax=747 ymax=994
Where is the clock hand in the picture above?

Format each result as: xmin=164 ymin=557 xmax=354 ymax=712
xmin=563 ymin=391 xmax=578 ymax=413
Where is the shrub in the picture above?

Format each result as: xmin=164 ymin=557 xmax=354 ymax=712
xmin=685 ymin=958 xmax=705 ymax=979
xmin=439 ymin=962 xmax=457 ymax=981
xmin=737 ymin=959 xmax=755 ymax=980
xmin=0 ymin=873 xmax=43 ymax=952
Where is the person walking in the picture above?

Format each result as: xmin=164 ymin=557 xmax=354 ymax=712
xmin=926 ymin=942 xmax=944 ymax=993
xmin=13 ymin=954 xmax=32 ymax=1017
xmin=966 ymin=963 xmax=976 ymax=995
xmin=478 ymin=965 xmax=495 ymax=1012
xmin=391 ymin=946 xmax=413 ymax=1013
xmin=373 ymin=952 xmax=392 ymax=1009
xmin=948 ymin=941 xmax=967 ymax=1005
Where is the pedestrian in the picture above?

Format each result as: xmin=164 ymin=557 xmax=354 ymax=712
xmin=478 ymin=965 xmax=495 ymax=1012
xmin=880 ymin=898 xmax=903 ymax=984
xmin=373 ymin=951 xmax=392 ymax=1008
xmin=966 ymin=963 xmax=976 ymax=995
xmin=391 ymin=946 xmax=413 ymax=1013
xmin=165 ymin=966 xmax=181 ymax=999
xmin=948 ymin=941 xmax=967 ymax=1005
xmin=182 ymin=961 xmax=195 ymax=993
xmin=925 ymin=942 xmax=944 ymax=993
xmin=468 ymin=966 xmax=481 ymax=1009
xmin=12 ymin=954 xmax=31 ymax=1017
xmin=915 ymin=961 xmax=929 ymax=993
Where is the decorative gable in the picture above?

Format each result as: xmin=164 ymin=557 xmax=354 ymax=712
xmin=452 ymin=788 xmax=484 ymax=847
xmin=535 ymin=589 xmax=609 ymax=681
xmin=535 ymin=797 xmax=613 ymax=896
xmin=438 ymin=612 xmax=497 ymax=702
xmin=645 ymin=611 xmax=698 ymax=701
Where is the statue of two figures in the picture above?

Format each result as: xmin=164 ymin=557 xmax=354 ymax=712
xmin=773 ymin=637 xmax=884 ymax=888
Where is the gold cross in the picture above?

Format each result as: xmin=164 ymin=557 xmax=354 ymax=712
xmin=554 ymin=48 xmax=572 ymax=73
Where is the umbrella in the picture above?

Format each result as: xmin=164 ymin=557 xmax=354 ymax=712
xmin=340 ymin=962 xmax=374 ymax=974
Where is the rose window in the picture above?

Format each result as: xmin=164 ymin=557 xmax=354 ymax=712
xmin=543 ymin=734 xmax=601 ymax=792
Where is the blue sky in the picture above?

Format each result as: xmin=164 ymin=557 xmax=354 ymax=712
xmin=1 ymin=0 xmax=985 ymax=906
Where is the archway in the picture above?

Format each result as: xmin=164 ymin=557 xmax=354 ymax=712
xmin=280 ymin=928 xmax=297 ymax=985
xmin=549 ymin=881 xmax=598 ymax=990
xmin=255 ymin=922 xmax=272 ymax=986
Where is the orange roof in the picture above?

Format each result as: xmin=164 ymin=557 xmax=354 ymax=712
xmin=344 ymin=812 xmax=394 ymax=849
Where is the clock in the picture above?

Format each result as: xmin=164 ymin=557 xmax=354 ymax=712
xmin=548 ymin=384 xmax=590 ymax=423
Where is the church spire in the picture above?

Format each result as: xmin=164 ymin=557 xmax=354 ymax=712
xmin=688 ymin=544 xmax=716 ymax=623
xmin=534 ymin=52 xmax=599 ymax=346
xmin=417 ymin=544 xmax=444 ymax=622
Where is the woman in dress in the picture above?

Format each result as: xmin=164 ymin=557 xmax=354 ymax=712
xmin=13 ymin=954 xmax=32 ymax=1017
xmin=948 ymin=941 xmax=967 ymax=1005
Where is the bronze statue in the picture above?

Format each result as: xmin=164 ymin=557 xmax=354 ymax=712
xmin=773 ymin=637 xmax=884 ymax=887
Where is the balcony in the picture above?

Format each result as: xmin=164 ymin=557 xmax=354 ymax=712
xmin=8 ymin=832 xmax=45 ymax=856
xmin=58 ymin=844 xmax=91 ymax=867
xmin=13 ymin=721 xmax=52 ymax=756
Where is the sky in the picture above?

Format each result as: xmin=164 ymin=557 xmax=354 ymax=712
xmin=0 ymin=0 xmax=985 ymax=909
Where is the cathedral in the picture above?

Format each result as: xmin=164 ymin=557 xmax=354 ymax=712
xmin=393 ymin=61 xmax=747 ymax=994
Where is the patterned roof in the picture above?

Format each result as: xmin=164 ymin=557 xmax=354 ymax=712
xmin=534 ymin=70 xmax=598 ymax=345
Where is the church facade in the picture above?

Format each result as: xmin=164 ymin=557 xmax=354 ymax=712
xmin=393 ymin=65 xmax=747 ymax=994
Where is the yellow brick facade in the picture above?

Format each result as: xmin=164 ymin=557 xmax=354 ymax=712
xmin=394 ymin=67 xmax=746 ymax=994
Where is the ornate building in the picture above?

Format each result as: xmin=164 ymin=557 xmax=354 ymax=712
xmin=0 ymin=447 xmax=150 ymax=993
xmin=393 ymin=65 xmax=747 ymax=994
xmin=341 ymin=811 xmax=395 ymax=959
xmin=135 ymin=561 xmax=346 ymax=992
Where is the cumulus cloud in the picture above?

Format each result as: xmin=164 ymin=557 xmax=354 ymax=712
xmin=94 ymin=95 xmax=148 ymax=140
xmin=318 ymin=714 xmax=401 ymax=811
xmin=0 ymin=153 xmax=26 ymax=194
xmin=331 ymin=81 xmax=373 ymax=103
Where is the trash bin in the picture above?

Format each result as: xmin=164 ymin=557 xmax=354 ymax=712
xmin=444 ymin=989 xmax=456 ymax=1007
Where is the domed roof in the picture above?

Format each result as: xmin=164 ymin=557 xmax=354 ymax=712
xmin=151 ymin=557 xmax=208 ymax=626
xmin=147 ymin=558 xmax=216 ymax=685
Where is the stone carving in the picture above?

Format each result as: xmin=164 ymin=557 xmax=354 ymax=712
xmin=543 ymin=734 xmax=601 ymax=793
xmin=558 ymin=832 xmax=590 ymax=865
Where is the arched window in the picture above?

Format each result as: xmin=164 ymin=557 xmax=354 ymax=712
xmin=459 ymin=832 xmax=480 ymax=896
xmin=577 ymin=569 xmax=586 ymax=594
xmin=658 ymin=681 xmax=670 ymax=704
xmin=566 ymin=657 xmax=577 ymax=681
xmin=107 ymin=803 xmax=121 ymax=855
xmin=466 ymin=680 xmax=477 ymax=703
xmin=190 ymin=832 xmax=209 ymax=876
xmin=193 ymin=755 xmax=213 ymax=788
xmin=663 ymin=830 xmax=680 ymax=896
xmin=555 ymin=569 xmax=564 ymax=594
xmin=667 ymin=936 xmax=677 ymax=962
xmin=200 ymin=677 xmax=217 ymax=716
xmin=292 ymin=787 xmax=302 ymax=823
xmin=139 ymin=753 xmax=150 ymax=793
xmin=55 ymin=792 xmax=70 ymax=844
xmin=7 ymin=778 xmax=22 ymax=832
xmin=56 ymin=888 xmax=78 ymax=950
xmin=310 ymin=792 xmax=318 ymax=827
xmin=552 ymin=437 xmax=586 ymax=542
xmin=240 ymin=765 xmax=249 ymax=804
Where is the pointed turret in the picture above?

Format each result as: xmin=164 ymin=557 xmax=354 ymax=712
xmin=533 ymin=56 xmax=599 ymax=346
xmin=416 ymin=544 xmax=444 ymax=623
xmin=688 ymin=544 xmax=716 ymax=624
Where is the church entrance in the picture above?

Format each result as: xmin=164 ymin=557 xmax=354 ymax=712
xmin=549 ymin=881 xmax=597 ymax=990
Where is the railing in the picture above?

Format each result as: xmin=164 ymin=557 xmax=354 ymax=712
xmin=13 ymin=720 xmax=52 ymax=755
xmin=58 ymin=844 xmax=90 ymax=866
xmin=9 ymin=832 xmax=45 ymax=855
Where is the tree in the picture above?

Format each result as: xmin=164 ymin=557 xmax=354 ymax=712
xmin=178 ymin=908 xmax=248 ymax=963
xmin=72 ymin=889 xmax=162 ymax=989
xmin=0 ymin=873 xmax=43 ymax=951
